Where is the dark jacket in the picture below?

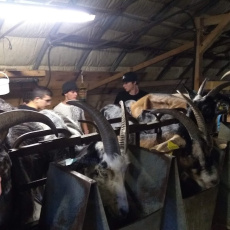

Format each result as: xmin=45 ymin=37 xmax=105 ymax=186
xmin=114 ymin=90 xmax=148 ymax=104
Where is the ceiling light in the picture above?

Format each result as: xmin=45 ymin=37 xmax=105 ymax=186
xmin=0 ymin=3 xmax=95 ymax=23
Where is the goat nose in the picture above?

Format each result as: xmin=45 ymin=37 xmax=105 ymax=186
xmin=119 ymin=208 xmax=128 ymax=217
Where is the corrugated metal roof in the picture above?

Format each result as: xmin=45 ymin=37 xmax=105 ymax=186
xmin=1 ymin=0 xmax=230 ymax=88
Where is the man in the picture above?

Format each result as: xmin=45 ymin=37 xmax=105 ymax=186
xmin=53 ymin=81 xmax=89 ymax=134
xmin=18 ymin=86 xmax=52 ymax=111
xmin=114 ymin=72 xmax=148 ymax=104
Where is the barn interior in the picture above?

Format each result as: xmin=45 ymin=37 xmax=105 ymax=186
xmin=1 ymin=0 xmax=230 ymax=108
xmin=1 ymin=1 xmax=230 ymax=230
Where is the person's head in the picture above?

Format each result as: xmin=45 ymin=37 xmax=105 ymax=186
xmin=25 ymin=86 xmax=52 ymax=110
xmin=62 ymin=81 xmax=78 ymax=101
xmin=122 ymin=72 xmax=139 ymax=93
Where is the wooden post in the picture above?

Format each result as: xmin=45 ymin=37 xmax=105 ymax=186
xmin=194 ymin=17 xmax=204 ymax=91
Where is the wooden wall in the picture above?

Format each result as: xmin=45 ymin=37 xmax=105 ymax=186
xmin=0 ymin=70 xmax=195 ymax=111
xmin=0 ymin=71 xmax=121 ymax=110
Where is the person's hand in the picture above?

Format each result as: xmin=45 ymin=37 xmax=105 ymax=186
xmin=84 ymin=129 xmax=89 ymax=134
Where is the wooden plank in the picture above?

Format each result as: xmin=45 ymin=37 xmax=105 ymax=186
xmin=201 ymin=13 xmax=230 ymax=53
xmin=88 ymin=42 xmax=194 ymax=91
xmin=2 ymin=70 xmax=46 ymax=77
xmin=203 ymin=13 xmax=230 ymax=26
xmin=194 ymin=17 xmax=204 ymax=91
xmin=206 ymin=81 xmax=230 ymax=90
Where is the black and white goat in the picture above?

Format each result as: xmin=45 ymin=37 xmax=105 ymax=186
xmin=184 ymin=77 xmax=230 ymax=134
xmin=100 ymin=99 xmax=184 ymax=149
xmin=149 ymin=105 xmax=222 ymax=198
xmin=66 ymin=100 xmax=130 ymax=221
xmin=1 ymin=98 xmax=130 ymax=226
xmin=0 ymin=110 xmax=58 ymax=229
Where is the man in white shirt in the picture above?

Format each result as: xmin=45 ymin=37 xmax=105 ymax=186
xmin=53 ymin=81 xmax=89 ymax=134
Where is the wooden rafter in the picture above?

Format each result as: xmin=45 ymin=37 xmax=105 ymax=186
xmin=194 ymin=17 xmax=204 ymax=91
xmin=88 ymin=42 xmax=194 ymax=91
xmin=194 ymin=12 xmax=230 ymax=90
xmin=206 ymin=81 xmax=230 ymax=90
xmin=202 ymin=13 xmax=230 ymax=26
xmin=200 ymin=13 xmax=230 ymax=53
xmin=2 ymin=71 xmax=45 ymax=77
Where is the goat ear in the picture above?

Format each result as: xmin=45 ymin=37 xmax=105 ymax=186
xmin=73 ymin=142 xmax=101 ymax=166
xmin=0 ymin=129 xmax=8 ymax=144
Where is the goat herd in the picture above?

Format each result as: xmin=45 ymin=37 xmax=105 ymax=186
xmin=1 ymin=73 xmax=230 ymax=229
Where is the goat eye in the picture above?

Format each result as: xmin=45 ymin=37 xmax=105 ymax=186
xmin=218 ymin=102 xmax=229 ymax=111
xmin=94 ymin=170 xmax=99 ymax=177
xmin=100 ymin=161 xmax=107 ymax=169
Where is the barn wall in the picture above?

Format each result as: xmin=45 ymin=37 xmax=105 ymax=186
xmin=0 ymin=70 xmax=194 ymax=110
xmin=0 ymin=71 xmax=121 ymax=110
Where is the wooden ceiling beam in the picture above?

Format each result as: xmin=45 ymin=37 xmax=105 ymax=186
xmin=2 ymin=70 xmax=45 ymax=77
xmin=200 ymin=13 xmax=230 ymax=53
xmin=206 ymin=81 xmax=230 ymax=90
xmin=88 ymin=41 xmax=194 ymax=91
xmin=202 ymin=13 xmax=230 ymax=26
xmin=194 ymin=13 xmax=230 ymax=90
xmin=194 ymin=17 xmax=204 ymax=91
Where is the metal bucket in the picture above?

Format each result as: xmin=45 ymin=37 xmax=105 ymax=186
xmin=39 ymin=145 xmax=172 ymax=230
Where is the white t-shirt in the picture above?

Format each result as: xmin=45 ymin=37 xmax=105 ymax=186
xmin=53 ymin=102 xmax=86 ymax=132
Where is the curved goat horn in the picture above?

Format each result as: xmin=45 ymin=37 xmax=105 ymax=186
xmin=182 ymin=84 xmax=196 ymax=100
xmin=197 ymin=77 xmax=209 ymax=97
xmin=207 ymin=81 xmax=230 ymax=98
xmin=67 ymin=100 xmax=121 ymax=156
xmin=220 ymin=70 xmax=230 ymax=80
xmin=119 ymin=101 xmax=128 ymax=156
xmin=176 ymin=90 xmax=212 ymax=148
xmin=149 ymin=109 xmax=203 ymax=142
xmin=177 ymin=91 xmax=207 ymax=135
xmin=0 ymin=110 xmax=58 ymax=143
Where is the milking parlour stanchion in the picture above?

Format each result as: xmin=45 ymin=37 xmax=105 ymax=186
xmin=161 ymin=155 xmax=224 ymax=230
xmin=213 ymin=122 xmax=230 ymax=229
xmin=9 ymin=117 xmax=199 ymax=229
xmin=37 ymin=120 xmax=174 ymax=230
xmin=160 ymin=132 xmax=226 ymax=230
xmin=38 ymin=145 xmax=173 ymax=230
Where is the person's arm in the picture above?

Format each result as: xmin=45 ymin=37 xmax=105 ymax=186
xmin=81 ymin=111 xmax=89 ymax=134
xmin=114 ymin=92 xmax=122 ymax=104
xmin=82 ymin=122 xmax=89 ymax=134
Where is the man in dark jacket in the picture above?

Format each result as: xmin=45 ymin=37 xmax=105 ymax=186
xmin=114 ymin=71 xmax=148 ymax=104
xmin=18 ymin=86 xmax=52 ymax=111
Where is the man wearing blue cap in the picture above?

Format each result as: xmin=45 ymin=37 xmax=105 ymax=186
xmin=53 ymin=81 xmax=89 ymax=134
xmin=114 ymin=72 xmax=148 ymax=104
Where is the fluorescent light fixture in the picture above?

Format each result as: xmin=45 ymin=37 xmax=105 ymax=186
xmin=0 ymin=3 xmax=95 ymax=23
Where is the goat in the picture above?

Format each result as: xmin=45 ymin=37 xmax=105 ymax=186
xmin=148 ymin=107 xmax=222 ymax=198
xmin=183 ymin=76 xmax=230 ymax=134
xmin=0 ymin=110 xmax=57 ymax=229
xmin=67 ymin=100 xmax=130 ymax=223
xmin=101 ymin=88 xmax=226 ymax=198
xmin=1 ymin=97 xmax=130 ymax=225
xmin=0 ymin=105 xmax=87 ymax=227
xmin=132 ymin=88 xmax=225 ymax=197
xmin=100 ymin=95 xmax=186 ymax=149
